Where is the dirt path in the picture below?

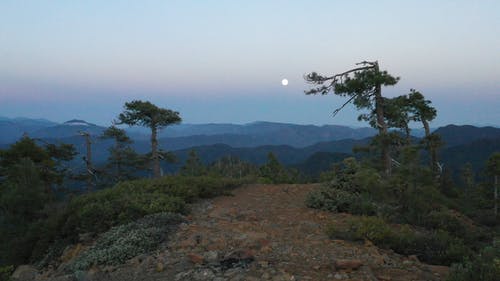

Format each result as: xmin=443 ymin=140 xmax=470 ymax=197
xmin=165 ymin=184 xmax=449 ymax=281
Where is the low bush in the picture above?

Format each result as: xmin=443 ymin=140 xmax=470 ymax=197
xmin=424 ymin=210 xmax=467 ymax=236
xmin=65 ymin=190 xmax=186 ymax=236
xmin=64 ymin=175 xmax=243 ymax=236
xmin=72 ymin=212 xmax=184 ymax=270
xmin=26 ymin=175 xmax=244 ymax=267
xmin=306 ymin=186 xmax=377 ymax=215
xmin=306 ymin=186 xmax=357 ymax=213
xmin=0 ymin=265 xmax=14 ymax=281
xmin=447 ymin=244 xmax=500 ymax=281
xmin=326 ymin=216 xmax=471 ymax=265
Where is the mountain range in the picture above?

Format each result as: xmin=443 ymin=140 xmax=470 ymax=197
xmin=1 ymin=117 xmax=499 ymax=178
xmin=0 ymin=117 xmax=378 ymax=147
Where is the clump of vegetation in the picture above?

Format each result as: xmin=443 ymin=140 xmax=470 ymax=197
xmin=259 ymin=152 xmax=298 ymax=184
xmin=0 ymin=137 xmax=76 ymax=266
xmin=327 ymin=216 xmax=471 ymax=265
xmin=1 ymin=166 xmax=245 ymax=268
xmin=312 ymin=156 xmax=495 ymax=265
xmin=447 ymin=244 xmax=500 ymax=281
xmin=61 ymin=175 xmax=244 ymax=236
xmin=306 ymin=158 xmax=379 ymax=215
xmin=72 ymin=212 xmax=183 ymax=270
xmin=0 ymin=265 xmax=14 ymax=281
xmin=306 ymin=186 xmax=377 ymax=215
xmin=305 ymin=62 xmax=499 ymax=270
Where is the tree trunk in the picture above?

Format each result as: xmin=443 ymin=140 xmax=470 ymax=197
xmin=495 ymin=175 xmax=498 ymax=217
xmin=116 ymin=143 xmax=122 ymax=181
xmin=405 ymin=125 xmax=411 ymax=145
xmin=374 ymin=62 xmax=391 ymax=176
xmin=422 ymin=119 xmax=431 ymax=137
xmin=85 ymin=134 xmax=93 ymax=192
xmin=151 ymin=126 xmax=160 ymax=178
xmin=422 ymin=119 xmax=438 ymax=172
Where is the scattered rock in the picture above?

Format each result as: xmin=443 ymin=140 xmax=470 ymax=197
xmin=11 ymin=265 xmax=37 ymax=281
xmin=204 ymin=250 xmax=219 ymax=263
xmin=334 ymin=259 xmax=363 ymax=271
xmin=187 ymin=253 xmax=205 ymax=264
xmin=408 ymin=255 xmax=420 ymax=262
xmin=258 ymin=260 xmax=270 ymax=268
xmin=426 ymin=265 xmax=449 ymax=277
xmin=220 ymin=249 xmax=254 ymax=270
xmin=78 ymin=233 xmax=93 ymax=244
xmin=155 ymin=262 xmax=164 ymax=272
xmin=192 ymin=268 xmax=216 ymax=280
xmin=51 ymin=275 xmax=78 ymax=281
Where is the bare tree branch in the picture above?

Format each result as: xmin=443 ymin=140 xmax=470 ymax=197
xmin=331 ymin=89 xmax=376 ymax=117
xmin=305 ymin=66 xmax=374 ymax=84
xmin=356 ymin=60 xmax=377 ymax=66
xmin=332 ymin=94 xmax=358 ymax=117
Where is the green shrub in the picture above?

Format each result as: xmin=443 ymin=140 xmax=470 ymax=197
xmin=326 ymin=216 xmax=393 ymax=243
xmin=471 ymin=210 xmax=499 ymax=227
xmin=424 ymin=210 xmax=467 ymax=235
xmin=306 ymin=186 xmax=356 ymax=212
xmin=72 ymin=212 xmax=183 ymax=270
xmin=326 ymin=216 xmax=471 ymax=265
xmin=66 ymin=190 xmax=186 ymax=235
xmin=24 ymin=175 xmax=243 ymax=268
xmin=306 ymin=186 xmax=376 ymax=215
xmin=410 ymin=230 xmax=471 ymax=265
xmin=63 ymin=175 xmax=243 ymax=236
xmin=447 ymin=244 xmax=500 ymax=281
xmin=0 ymin=265 xmax=14 ymax=281
xmin=349 ymin=194 xmax=378 ymax=216
xmin=349 ymin=216 xmax=392 ymax=243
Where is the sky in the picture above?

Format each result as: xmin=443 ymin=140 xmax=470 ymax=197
xmin=0 ymin=0 xmax=499 ymax=127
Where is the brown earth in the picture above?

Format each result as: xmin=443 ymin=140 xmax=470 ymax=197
xmin=167 ymin=183 xmax=449 ymax=281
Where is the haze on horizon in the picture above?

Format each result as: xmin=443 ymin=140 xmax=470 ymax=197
xmin=1 ymin=0 xmax=499 ymax=127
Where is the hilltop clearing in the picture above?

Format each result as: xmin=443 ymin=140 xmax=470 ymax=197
xmin=20 ymin=184 xmax=449 ymax=281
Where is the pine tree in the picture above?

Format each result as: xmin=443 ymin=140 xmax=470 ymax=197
xmin=259 ymin=152 xmax=290 ymax=183
xmin=486 ymin=152 xmax=500 ymax=217
xmin=100 ymin=125 xmax=142 ymax=182
xmin=117 ymin=100 xmax=181 ymax=178
xmin=180 ymin=150 xmax=206 ymax=176
xmin=305 ymin=61 xmax=399 ymax=175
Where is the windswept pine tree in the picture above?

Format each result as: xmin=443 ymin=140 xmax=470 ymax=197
xmin=117 ymin=100 xmax=181 ymax=178
xmin=305 ymin=61 xmax=399 ymax=175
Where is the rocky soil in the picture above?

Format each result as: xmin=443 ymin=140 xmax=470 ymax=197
xmin=13 ymin=184 xmax=449 ymax=281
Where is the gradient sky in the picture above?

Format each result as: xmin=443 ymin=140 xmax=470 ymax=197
xmin=1 ymin=0 xmax=499 ymax=127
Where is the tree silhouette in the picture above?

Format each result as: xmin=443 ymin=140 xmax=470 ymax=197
xmin=180 ymin=150 xmax=206 ymax=176
xmin=117 ymin=100 xmax=181 ymax=178
xmin=100 ymin=125 xmax=142 ymax=182
xmin=486 ymin=152 xmax=500 ymax=217
xmin=407 ymin=89 xmax=440 ymax=172
xmin=305 ymin=61 xmax=399 ymax=175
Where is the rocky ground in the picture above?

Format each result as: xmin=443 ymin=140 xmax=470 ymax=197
xmin=13 ymin=184 xmax=449 ymax=281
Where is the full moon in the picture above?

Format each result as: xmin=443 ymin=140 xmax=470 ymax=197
xmin=281 ymin=79 xmax=288 ymax=86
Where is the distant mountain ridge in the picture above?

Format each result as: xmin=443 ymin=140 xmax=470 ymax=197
xmin=1 ymin=116 xmax=498 ymax=179
xmin=0 ymin=117 xmax=58 ymax=143
xmin=433 ymin=124 xmax=500 ymax=147
xmin=0 ymin=117 xmax=378 ymax=147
